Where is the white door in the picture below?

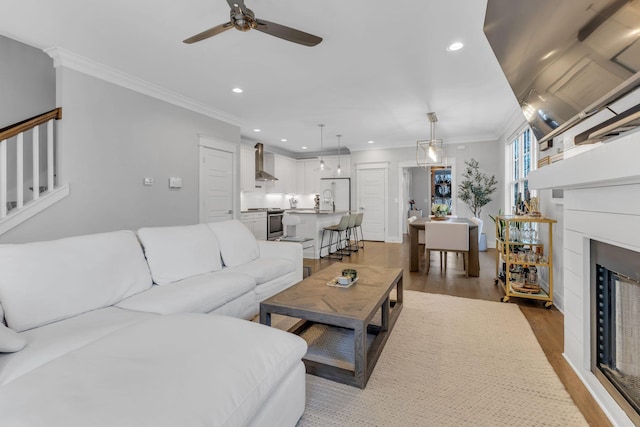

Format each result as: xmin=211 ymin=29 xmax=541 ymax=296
xmin=200 ymin=146 xmax=234 ymax=222
xmin=357 ymin=167 xmax=386 ymax=241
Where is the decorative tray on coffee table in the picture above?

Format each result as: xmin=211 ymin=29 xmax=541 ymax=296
xmin=326 ymin=277 xmax=359 ymax=288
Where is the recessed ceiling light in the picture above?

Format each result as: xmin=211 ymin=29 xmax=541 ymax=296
xmin=253 ymin=129 xmax=261 ymax=132
xmin=368 ymin=140 xmax=374 ymax=144
xmin=232 ymin=87 xmax=243 ymax=93
xmin=281 ymin=138 xmax=287 ymax=142
xmin=447 ymin=42 xmax=464 ymax=52
xmin=301 ymin=146 xmax=308 ymax=150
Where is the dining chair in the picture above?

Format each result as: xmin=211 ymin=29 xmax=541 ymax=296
xmin=424 ymin=222 xmax=469 ymax=276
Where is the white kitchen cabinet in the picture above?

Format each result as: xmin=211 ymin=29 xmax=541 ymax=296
xmin=267 ymin=154 xmax=297 ymax=194
xmin=240 ymin=145 xmax=256 ymax=192
xmin=253 ymin=215 xmax=267 ymax=240
xmin=240 ymin=211 xmax=267 ymax=240
xmin=295 ymin=161 xmax=305 ymax=194
xmin=303 ymin=159 xmax=321 ymax=194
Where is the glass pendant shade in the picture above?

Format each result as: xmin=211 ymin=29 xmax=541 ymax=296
xmin=317 ymin=124 xmax=330 ymax=171
xmin=417 ymin=112 xmax=446 ymax=168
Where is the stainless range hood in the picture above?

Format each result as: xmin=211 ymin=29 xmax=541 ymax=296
xmin=484 ymin=0 xmax=640 ymax=144
xmin=254 ymin=143 xmax=278 ymax=182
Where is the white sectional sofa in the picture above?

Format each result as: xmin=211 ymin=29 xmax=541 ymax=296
xmin=0 ymin=220 xmax=306 ymax=427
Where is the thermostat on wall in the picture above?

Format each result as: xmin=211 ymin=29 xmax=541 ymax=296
xmin=169 ymin=177 xmax=182 ymax=189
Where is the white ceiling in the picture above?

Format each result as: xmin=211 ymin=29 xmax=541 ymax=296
xmin=0 ymin=0 xmax=521 ymax=154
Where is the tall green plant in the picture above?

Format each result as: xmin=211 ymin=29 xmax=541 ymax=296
xmin=458 ymin=159 xmax=498 ymax=217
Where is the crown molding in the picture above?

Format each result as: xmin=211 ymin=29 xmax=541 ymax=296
xmin=44 ymin=47 xmax=242 ymax=127
xmin=442 ymin=134 xmax=499 ymax=145
xmin=496 ymin=104 xmax=527 ymax=143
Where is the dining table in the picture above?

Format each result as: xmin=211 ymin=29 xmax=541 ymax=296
xmin=408 ymin=217 xmax=480 ymax=277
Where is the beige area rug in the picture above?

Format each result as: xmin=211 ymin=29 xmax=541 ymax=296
xmin=270 ymin=291 xmax=588 ymax=427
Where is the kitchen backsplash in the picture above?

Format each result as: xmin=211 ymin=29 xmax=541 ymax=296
xmin=241 ymin=188 xmax=317 ymax=210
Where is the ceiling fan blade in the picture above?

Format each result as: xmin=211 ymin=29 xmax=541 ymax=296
xmin=183 ymin=22 xmax=233 ymax=44
xmin=255 ymin=19 xmax=322 ymax=46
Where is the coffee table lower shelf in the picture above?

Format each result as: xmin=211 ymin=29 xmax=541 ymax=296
xmin=283 ymin=301 xmax=401 ymax=388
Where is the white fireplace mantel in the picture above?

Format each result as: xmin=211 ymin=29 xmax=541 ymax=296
xmin=528 ymin=131 xmax=640 ymax=191
xmin=529 ymin=130 xmax=640 ymax=427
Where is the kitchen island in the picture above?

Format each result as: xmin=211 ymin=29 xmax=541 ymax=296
xmin=284 ymin=210 xmax=352 ymax=259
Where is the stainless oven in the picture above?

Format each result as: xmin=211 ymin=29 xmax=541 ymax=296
xmin=267 ymin=209 xmax=284 ymax=240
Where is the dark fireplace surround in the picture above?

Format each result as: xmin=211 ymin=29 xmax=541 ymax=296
xmin=591 ymin=240 xmax=640 ymax=425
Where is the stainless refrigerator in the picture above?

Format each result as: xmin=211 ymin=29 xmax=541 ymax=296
xmin=319 ymin=178 xmax=351 ymax=211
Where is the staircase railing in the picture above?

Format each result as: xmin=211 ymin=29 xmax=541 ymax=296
xmin=0 ymin=108 xmax=62 ymax=220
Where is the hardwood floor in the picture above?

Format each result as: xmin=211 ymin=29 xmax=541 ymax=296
xmin=303 ymin=239 xmax=613 ymax=427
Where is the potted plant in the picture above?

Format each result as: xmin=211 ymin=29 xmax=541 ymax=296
xmin=489 ymin=210 xmax=505 ymax=240
xmin=458 ymin=159 xmax=498 ymax=251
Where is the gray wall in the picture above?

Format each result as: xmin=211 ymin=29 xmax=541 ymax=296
xmin=409 ymin=167 xmax=430 ymax=213
xmin=0 ymin=66 xmax=240 ymax=243
xmin=0 ymin=35 xmax=55 ymax=127
xmin=0 ymin=35 xmax=56 ymax=202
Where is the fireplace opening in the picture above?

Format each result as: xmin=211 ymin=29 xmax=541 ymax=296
xmin=591 ymin=240 xmax=640 ymax=425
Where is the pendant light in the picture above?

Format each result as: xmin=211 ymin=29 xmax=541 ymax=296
xmin=318 ymin=124 xmax=330 ymax=171
xmin=416 ymin=112 xmax=446 ymax=168
xmin=336 ymin=134 xmax=342 ymax=175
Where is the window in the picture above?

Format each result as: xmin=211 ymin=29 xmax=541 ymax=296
xmin=508 ymin=128 xmax=536 ymax=211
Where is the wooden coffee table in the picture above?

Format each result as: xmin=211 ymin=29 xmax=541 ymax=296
xmin=259 ymin=263 xmax=403 ymax=388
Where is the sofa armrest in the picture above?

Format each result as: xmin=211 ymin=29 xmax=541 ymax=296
xmin=258 ymin=241 xmax=303 ymax=283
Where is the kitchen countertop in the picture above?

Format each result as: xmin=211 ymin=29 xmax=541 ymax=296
xmin=286 ymin=209 xmax=353 ymax=215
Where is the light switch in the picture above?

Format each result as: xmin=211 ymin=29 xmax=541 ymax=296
xmin=169 ymin=177 xmax=183 ymax=189
xmin=143 ymin=177 xmax=154 ymax=186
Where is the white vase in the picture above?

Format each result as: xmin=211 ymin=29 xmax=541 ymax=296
xmin=479 ymin=233 xmax=487 ymax=251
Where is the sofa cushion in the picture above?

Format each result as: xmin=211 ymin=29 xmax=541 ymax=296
xmin=207 ymin=220 xmax=259 ymax=266
xmin=0 ymin=307 xmax=157 ymax=386
xmin=0 ymin=314 xmax=307 ymax=427
xmin=137 ymin=224 xmax=222 ymax=285
xmin=0 ymin=324 xmax=26 ymax=353
xmin=115 ymin=271 xmax=255 ymax=315
xmin=0 ymin=231 xmax=153 ymax=332
xmin=224 ymin=258 xmax=295 ymax=285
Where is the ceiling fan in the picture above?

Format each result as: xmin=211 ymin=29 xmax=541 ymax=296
xmin=183 ymin=0 xmax=322 ymax=46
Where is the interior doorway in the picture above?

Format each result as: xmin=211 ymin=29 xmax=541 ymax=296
xmin=198 ymin=136 xmax=238 ymax=223
xmin=398 ymin=159 xmax=456 ymax=237
xmin=356 ymin=164 xmax=388 ymax=242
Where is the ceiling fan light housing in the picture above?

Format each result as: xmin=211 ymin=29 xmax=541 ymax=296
xmin=231 ymin=8 xmax=255 ymax=31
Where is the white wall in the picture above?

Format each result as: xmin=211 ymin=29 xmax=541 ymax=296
xmin=0 ymin=66 xmax=240 ymax=243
